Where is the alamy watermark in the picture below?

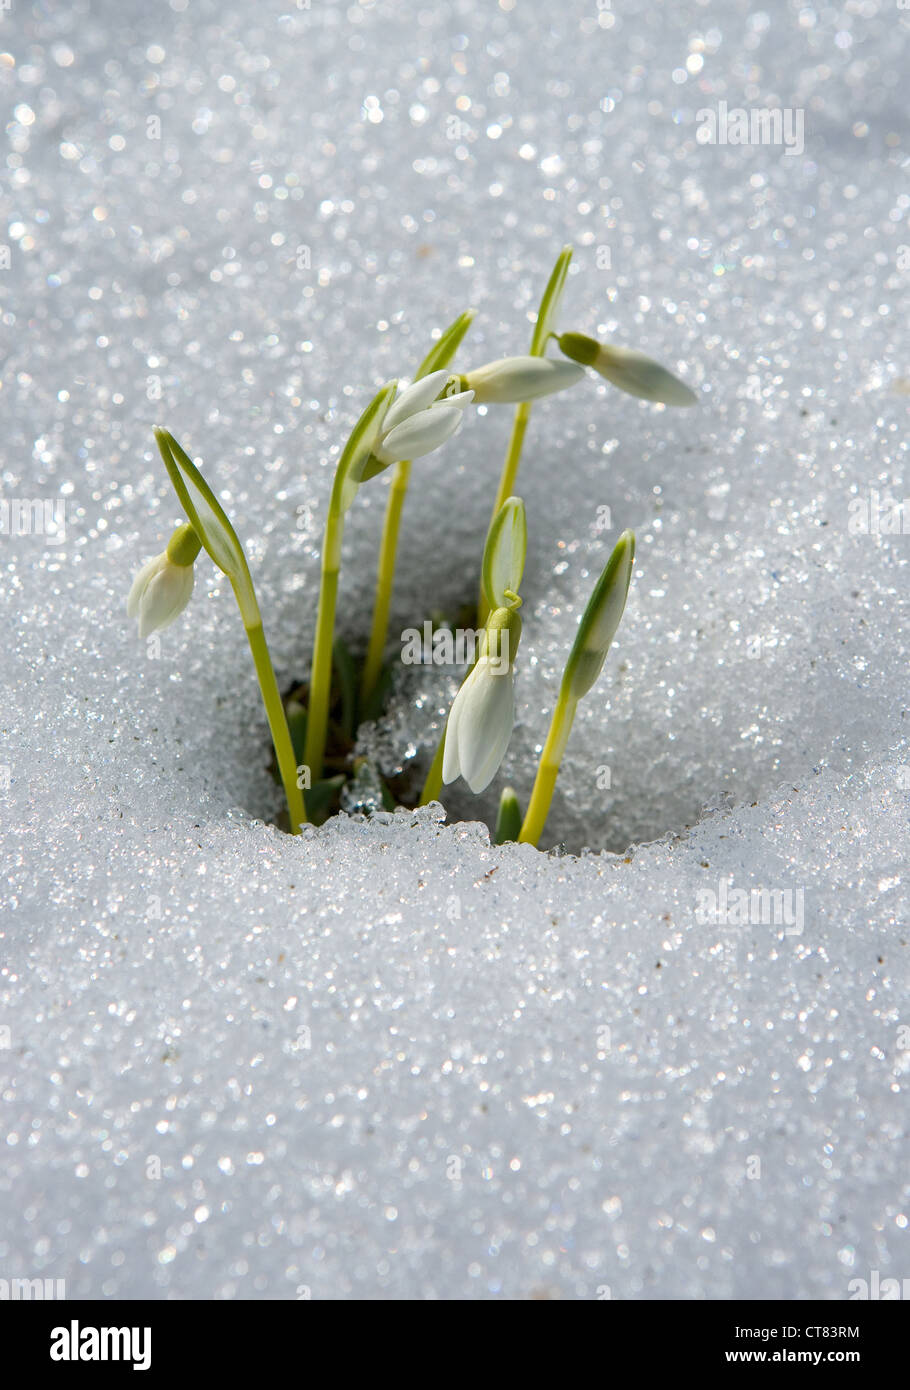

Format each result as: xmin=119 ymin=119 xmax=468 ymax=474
xmin=695 ymin=877 xmax=805 ymax=935
xmin=847 ymin=1270 xmax=910 ymax=1300
xmin=0 ymin=1276 xmax=66 ymax=1300
xmin=696 ymin=101 xmax=805 ymax=157
xmin=848 ymin=488 xmax=910 ymax=536
xmin=401 ymin=622 xmax=510 ymax=673
xmin=0 ymin=497 xmax=66 ymax=544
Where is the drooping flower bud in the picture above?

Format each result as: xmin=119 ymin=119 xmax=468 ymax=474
xmin=126 ymin=522 xmax=201 ymax=638
xmin=442 ymin=605 xmax=522 ymax=794
xmin=557 ymin=332 xmax=697 ymax=406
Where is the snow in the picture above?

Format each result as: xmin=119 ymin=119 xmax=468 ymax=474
xmin=1 ymin=0 xmax=908 ymax=1298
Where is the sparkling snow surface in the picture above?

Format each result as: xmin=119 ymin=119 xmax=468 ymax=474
xmin=1 ymin=0 xmax=909 ymax=1299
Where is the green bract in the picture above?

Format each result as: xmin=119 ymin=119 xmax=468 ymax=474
xmin=482 ymin=496 xmax=527 ymax=612
xmin=155 ymin=428 xmax=259 ymax=626
xmin=334 ymin=381 xmax=399 ymax=513
xmin=417 ymin=309 xmax=476 ymax=378
xmin=564 ymin=530 xmax=636 ymax=701
xmin=530 ymin=243 xmax=572 ymax=355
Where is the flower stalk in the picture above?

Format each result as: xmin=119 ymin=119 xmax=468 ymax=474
xmin=519 ymin=530 xmax=635 ymax=846
xmin=303 ymin=382 xmax=399 ymax=780
xmin=361 ymin=311 xmax=476 ymax=708
xmin=360 ymin=455 xmax=412 ymax=706
xmin=479 ymin=245 xmax=574 ymax=622
xmin=150 ymin=428 xmax=307 ymax=834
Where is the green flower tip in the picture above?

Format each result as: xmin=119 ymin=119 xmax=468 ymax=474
xmin=483 ymin=603 xmax=522 ymax=664
xmin=165 ymin=521 xmax=202 ymax=568
xmin=557 ymin=331 xmax=601 ymax=367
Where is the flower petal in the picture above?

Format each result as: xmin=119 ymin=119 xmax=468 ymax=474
xmin=462 ymin=665 xmax=515 ymax=793
xmin=374 ymin=404 xmax=465 ymax=465
xmin=443 ymin=658 xmax=515 ymax=793
xmin=594 ymin=345 xmax=697 ymax=406
xmin=137 ymin=561 xmax=194 ymax=638
xmin=381 ymin=369 xmax=451 ymax=434
xmin=429 ymin=388 xmax=473 ymax=410
xmin=126 ymin=554 xmax=164 ymax=617
xmin=466 ymin=356 xmax=584 ymax=404
xmin=441 ymin=694 xmax=464 ymax=787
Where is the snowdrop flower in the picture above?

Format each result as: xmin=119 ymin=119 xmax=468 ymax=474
xmin=557 ymin=332 xmax=697 ymax=406
xmin=371 ymin=368 xmax=473 ymax=466
xmin=443 ymin=605 xmax=522 ymax=794
xmin=456 ymin=354 xmax=584 ymax=404
xmin=126 ymin=522 xmax=201 ymax=638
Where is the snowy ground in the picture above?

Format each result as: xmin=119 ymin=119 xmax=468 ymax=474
xmin=1 ymin=0 xmax=908 ymax=1298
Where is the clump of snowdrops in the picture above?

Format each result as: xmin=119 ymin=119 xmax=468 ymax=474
xmin=127 ymin=247 xmax=697 ymax=846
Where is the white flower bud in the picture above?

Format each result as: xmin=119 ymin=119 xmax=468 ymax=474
xmin=372 ymin=369 xmax=473 ymax=466
xmin=126 ymin=523 xmax=200 ymax=638
xmin=558 ymin=333 xmax=697 ymax=406
xmin=442 ymin=608 xmax=521 ymax=794
xmin=461 ymin=355 xmax=584 ymax=404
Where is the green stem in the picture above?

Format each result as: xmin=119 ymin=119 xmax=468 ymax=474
xmin=361 ymin=458 xmax=412 ymax=705
xmin=360 ymin=312 xmax=476 ymax=702
xmin=304 ymin=505 xmax=343 ymax=781
xmin=493 ymin=402 xmax=531 ymax=516
xmin=244 ymin=617 xmax=307 ymax=834
xmin=518 ymin=688 xmax=577 ymax=846
xmin=479 ymin=249 xmax=572 ymax=623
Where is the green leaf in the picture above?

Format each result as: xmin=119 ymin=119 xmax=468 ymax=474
xmin=415 ymin=309 xmax=476 ymax=378
xmin=482 ymin=496 xmax=527 ymax=611
xmin=285 ymin=697 xmax=308 ymax=766
xmin=358 ymin=452 xmax=394 ymax=485
xmin=494 ymin=786 xmax=522 ymax=844
xmin=563 ymin=530 xmax=635 ymax=701
xmin=530 ymin=245 xmax=573 ymax=357
xmin=333 ymin=381 xmax=400 ymax=515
